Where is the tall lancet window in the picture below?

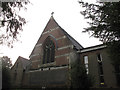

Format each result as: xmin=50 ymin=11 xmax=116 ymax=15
xmin=43 ymin=37 xmax=55 ymax=64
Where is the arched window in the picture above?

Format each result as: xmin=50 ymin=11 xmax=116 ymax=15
xmin=43 ymin=37 xmax=55 ymax=64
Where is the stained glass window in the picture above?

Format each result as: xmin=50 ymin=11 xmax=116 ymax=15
xmin=43 ymin=37 xmax=55 ymax=64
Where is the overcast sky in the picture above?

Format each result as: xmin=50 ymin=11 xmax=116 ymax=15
xmin=0 ymin=0 xmax=102 ymax=64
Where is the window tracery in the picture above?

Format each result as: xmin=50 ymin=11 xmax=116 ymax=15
xmin=43 ymin=37 xmax=55 ymax=64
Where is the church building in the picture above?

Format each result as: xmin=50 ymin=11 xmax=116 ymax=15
xmin=11 ymin=15 xmax=118 ymax=88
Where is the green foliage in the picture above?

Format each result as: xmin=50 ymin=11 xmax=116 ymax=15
xmin=0 ymin=0 xmax=30 ymax=47
xmin=107 ymin=41 xmax=120 ymax=86
xmin=2 ymin=66 xmax=11 ymax=89
xmin=79 ymin=1 xmax=120 ymax=43
xmin=1 ymin=56 xmax=12 ymax=89
xmin=70 ymin=60 xmax=94 ymax=88
xmin=2 ymin=56 xmax=12 ymax=69
xmin=79 ymin=1 xmax=120 ymax=86
xmin=107 ymin=41 xmax=120 ymax=65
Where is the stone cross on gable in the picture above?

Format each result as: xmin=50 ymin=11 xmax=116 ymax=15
xmin=51 ymin=12 xmax=54 ymax=16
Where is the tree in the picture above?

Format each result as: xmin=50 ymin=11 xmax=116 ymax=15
xmin=79 ymin=1 xmax=120 ymax=43
xmin=2 ymin=56 xmax=12 ymax=69
xmin=107 ymin=41 xmax=120 ymax=86
xmin=79 ymin=1 xmax=120 ymax=86
xmin=1 ymin=56 xmax=12 ymax=89
xmin=70 ymin=59 xmax=94 ymax=88
xmin=0 ymin=0 xmax=30 ymax=47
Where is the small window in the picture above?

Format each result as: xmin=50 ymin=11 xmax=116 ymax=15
xmin=97 ymin=54 xmax=104 ymax=75
xmin=97 ymin=53 xmax=105 ymax=86
xmin=97 ymin=54 xmax=102 ymax=62
xmin=84 ymin=56 xmax=89 ymax=74
xmin=99 ymin=65 xmax=104 ymax=75
xmin=100 ymin=75 xmax=105 ymax=86
xmin=84 ymin=56 xmax=88 ymax=64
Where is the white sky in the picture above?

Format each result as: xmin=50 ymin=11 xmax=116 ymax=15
xmin=0 ymin=0 xmax=102 ymax=64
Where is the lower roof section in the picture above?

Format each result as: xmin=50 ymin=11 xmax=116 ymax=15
xmin=78 ymin=44 xmax=106 ymax=53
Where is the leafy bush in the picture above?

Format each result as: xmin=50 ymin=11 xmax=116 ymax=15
xmin=70 ymin=60 xmax=94 ymax=88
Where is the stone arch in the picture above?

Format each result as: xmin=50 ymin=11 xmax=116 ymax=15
xmin=48 ymin=34 xmax=58 ymax=49
xmin=42 ymin=35 xmax=57 ymax=64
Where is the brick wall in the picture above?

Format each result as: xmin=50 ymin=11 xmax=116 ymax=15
xmin=27 ymin=16 xmax=80 ymax=88
xmin=80 ymin=48 xmax=117 ymax=88
xmin=29 ymin=17 xmax=76 ymax=69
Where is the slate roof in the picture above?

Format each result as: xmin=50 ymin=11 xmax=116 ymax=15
xmin=79 ymin=44 xmax=106 ymax=53
xmin=11 ymin=56 xmax=31 ymax=70
xmin=18 ymin=56 xmax=31 ymax=69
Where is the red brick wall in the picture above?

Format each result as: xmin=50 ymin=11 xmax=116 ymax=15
xmin=80 ymin=48 xmax=117 ymax=88
xmin=43 ymin=18 xmax=58 ymax=32
xmin=37 ymin=28 xmax=65 ymax=44
xmin=55 ymin=48 xmax=71 ymax=56
xmin=56 ymin=56 xmax=69 ymax=66
xmin=30 ymin=17 xmax=75 ymax=69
